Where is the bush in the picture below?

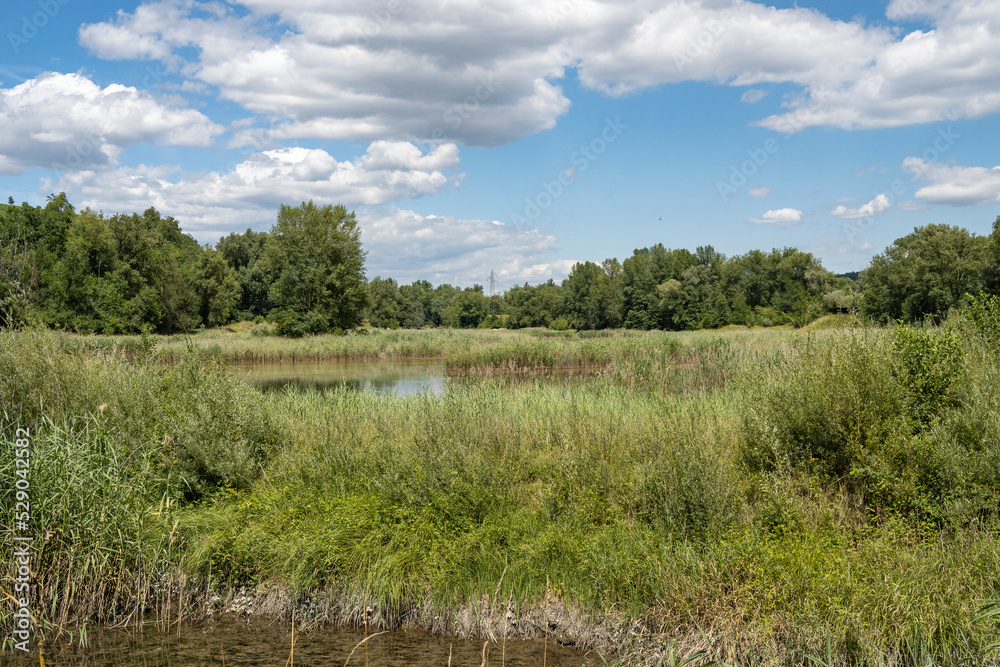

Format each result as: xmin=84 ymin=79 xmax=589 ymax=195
xmin=891 ymin=323 xmax=964 ymax=425
xmin=549 ymin=317 xmax=570 ymax=331
xmin=272 ymin=310 xmax=306 ymax=338
xmin=741 ymin=330 xmax=909 ymax=482
xmin=157 ymin=357 xmax=280 ymax=499
xmin=962 ymin=291 xmax=1000 ymax=350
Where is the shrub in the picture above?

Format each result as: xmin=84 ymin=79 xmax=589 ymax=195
xmin=741 ymin=330 xmax=909 ymax=482
xmin=891 ymin=323 xmax=964 ymax=425
xmin=962 ymin=291 xmax=1000 ymax=350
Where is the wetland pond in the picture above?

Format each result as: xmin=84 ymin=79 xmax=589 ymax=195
xmin=230 ymin=359 xmax=601 ymax=396
xmin=3 ymin=617 xmax=589 ymax=666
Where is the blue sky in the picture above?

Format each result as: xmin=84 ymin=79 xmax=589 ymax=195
xmin=2 ymin=0 xmax=1000 ymax=289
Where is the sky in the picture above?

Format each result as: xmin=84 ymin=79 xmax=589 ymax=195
xmin=2 ymin=0 xmax=1000 ymax=290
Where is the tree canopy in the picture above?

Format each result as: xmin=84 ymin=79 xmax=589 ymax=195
xmin=3 ymin=193 xmax=998 ymax=335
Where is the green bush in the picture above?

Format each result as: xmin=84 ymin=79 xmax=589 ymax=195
xmin=549 ymin=317 xmax=570 ymax=331
xmin=157 ymin=357 xmax=280 ymax=499
xmin=962 ymin=291 xmax=1000 ymax=350
xmin=741 ymin=330 xmax=909 ymax=481
xmin=891 ymin=323 xmax=964 ymax=425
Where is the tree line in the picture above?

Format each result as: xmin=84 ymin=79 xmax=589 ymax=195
xmin=1 ymin=194 xmax=998 ymax=334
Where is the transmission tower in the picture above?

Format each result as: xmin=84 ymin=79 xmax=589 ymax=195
xmin=488 ymin=269 xmax=497 ymax=315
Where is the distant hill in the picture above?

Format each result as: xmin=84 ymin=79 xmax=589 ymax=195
xmin=836 ymin=271 xmax=860 ymax=282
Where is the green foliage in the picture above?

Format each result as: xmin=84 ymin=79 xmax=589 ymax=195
xmin=157 ymin=356 xmax=279 ymax=498
xmin=217 ymin=228 xmax=274 ymax=318
xmin=196 ymin=248 xmax=240 ymax=327
xmin=891 ymin=323 xmax=964 ymax=424
xmin=266 ymin=201 xmax=370 ymax=332
xmin=741 ymin=330 xmax=910 ymax=482
xmin=860 ymin=224 xmax=990 ymax=323
xmin=962 ymin=291 xmax=1000 ymax=350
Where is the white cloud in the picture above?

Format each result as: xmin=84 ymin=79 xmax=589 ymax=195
xmin=0 ymin=72 xmax=222 ymax=174
xmin=740 ymin=88 xmax=768 ymax=104
xmin=897 ymin=200 xmax=929 ymax=211
xmin=749 ymin=208 xmax=803 ymax=227
xmin=81 ymin=0 xmax=573 ymax=147
xmin=748 ymin=185 xmax=771 ymax=198
xmin=830 ymin=193 xmax=891 ymax=219
xmin=79 ymin=0 xmax=1000 ymax=144
xmin=362 ymin=209 xmax=576 ymax=286
xmin=55 ymin=142 xmax=463 ymax=240
xmin=903 ymin=157 xmax=1000 ymax=206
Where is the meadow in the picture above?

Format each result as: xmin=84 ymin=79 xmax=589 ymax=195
xmin=2 ymin=311 xmax=1000 ymax=665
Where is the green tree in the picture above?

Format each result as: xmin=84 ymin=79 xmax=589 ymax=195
xmin=368 ymin=276 xmax=405 ymax=328
xmin=217 ymin=228 xmax=274 ymax=318
xmin=196 ymin=249 xmax=241 ymax=327
xmin=860 ymin=224 xmax=990 ymax=322
xmin=562 ymin=261 xmax=623 ymax=330
xmin=266 ymin=202 xmax=370 ymax=332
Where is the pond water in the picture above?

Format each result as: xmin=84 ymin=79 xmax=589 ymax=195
xmin=230 ymin=360 xmax=602 ymax=397
xmin=5 ymin=618 xmax=591 ymax=667
xmin=230 ymin=359 xmax=449 ymax=397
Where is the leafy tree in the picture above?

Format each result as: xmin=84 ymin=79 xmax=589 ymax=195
xmin=196 ymin=249 xmax=241 ymax=327
xmin=368 ymin=276 xmax=406 ymax=328
xmin=217 ymin=228 xmax=274 ymax=318
xmin=860 ymin=224 xmax=990 ymax=322
xmin=562 ymin=261 xmax=623 ymax=330
xmin=266 ymin=202 xmax=370 ymax=332
xmin=452 ymin=286 xmax=489 ymax=328
xmin=398 ymin=280 xmax=432 ymax=327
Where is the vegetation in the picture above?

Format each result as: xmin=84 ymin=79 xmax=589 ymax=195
xmin=3 ymin=307 xmax=1000 ymax=663
xmin=6 ymin=195 xmax=999 ymax=338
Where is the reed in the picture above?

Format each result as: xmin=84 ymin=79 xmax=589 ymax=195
xmin=2 ymin=320 xmax=999 ymax=665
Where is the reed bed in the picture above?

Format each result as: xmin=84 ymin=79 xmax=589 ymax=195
xmin=2 ymin=320 xmax=1000 ymax=665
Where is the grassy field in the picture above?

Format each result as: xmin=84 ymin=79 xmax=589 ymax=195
xmin=2 ymin=317 xmax=1000 ymax=665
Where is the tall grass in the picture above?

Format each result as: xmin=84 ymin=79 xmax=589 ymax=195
xmin=2 ymin=322 xmax=999 ymax=665
xmin=0 ymin=329 xmax=278 ymax=634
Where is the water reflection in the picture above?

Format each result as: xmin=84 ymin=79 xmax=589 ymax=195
xmin=6 ymin=618 xmax=589 ymax=667
xmin=231 ymin=359 xmax=448 ymax=397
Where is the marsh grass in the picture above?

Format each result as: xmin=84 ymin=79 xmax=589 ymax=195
xmin=2 ymin=324 xmax=999 ymax=665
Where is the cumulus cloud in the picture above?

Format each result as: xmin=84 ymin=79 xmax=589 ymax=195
xmin=752 ymin=2 xmax=1000 ymax=132
xmin=903 ymin=157 xmax=1000 ymax=206
xmin=78 ymin=0 xmax=1000 ymax=144
xmin=749 ymin=208 xmax=803 ymax=227
xmin=81 ymin=0 xmax=573 ymax=147
xmin=55 ymin=142 xmax=463 ymax=240
xmin=362 ymin=209 xmax=576 ymax=286
xmin=0 ymin=72 xmax=222 ymax=174
xmin=748 ymin=185 xmax=771 ymax=198
xmin=830 ymin=193 xmax=891 ymax=219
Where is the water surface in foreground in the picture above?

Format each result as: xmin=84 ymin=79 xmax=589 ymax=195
xmin=5 ymin=618 xmax=590 ymax=666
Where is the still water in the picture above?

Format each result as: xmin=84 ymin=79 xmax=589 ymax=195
xmin=230 ymin=359 xmax=600 ymax=397
xmin=230 ymin=359 xmax=449 ymax=396
xmin=7 ymin=618 xmax=590 ymax=666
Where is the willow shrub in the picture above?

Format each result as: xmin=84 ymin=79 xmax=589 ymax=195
xmin=740 ymin=324 xmax=997 ymax=525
